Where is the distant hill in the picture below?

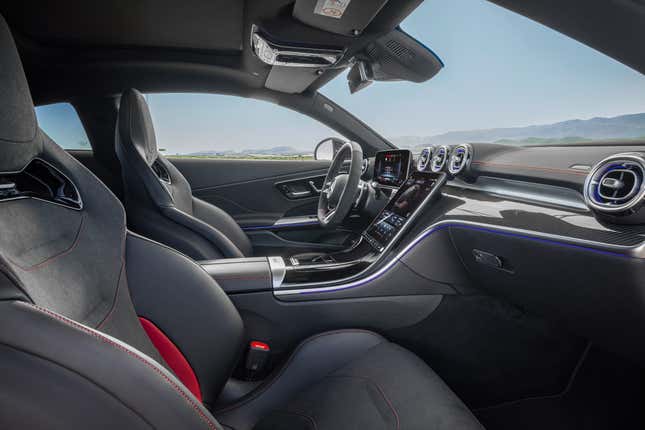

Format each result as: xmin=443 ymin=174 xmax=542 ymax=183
xmin=186 ymin=146 xmax=311 ymax=157
xmin=390 ymin=112 xmax=645 ymax=150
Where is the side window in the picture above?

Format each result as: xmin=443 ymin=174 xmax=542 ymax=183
xmin=35 ymin=103 xmax=91 ymax=150
xmin=146 ymin=93 xmax=343 ymax=160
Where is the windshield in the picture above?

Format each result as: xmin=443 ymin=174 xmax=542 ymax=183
xmin=322 ymin=0 xmax=645 ymax=150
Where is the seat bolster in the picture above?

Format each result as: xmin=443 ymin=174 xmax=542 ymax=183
xmin=125 ymin=231 xmax=245 ymax=406
xmin=192 ymin=197 xmax=253 ymax=257
xmin=0 ymin=301 xmax=223 ymax=430
xmin=160 ymin=205 xmax=246 ymax=258
xmin=215 ymin=330 xmax=386 ymax=430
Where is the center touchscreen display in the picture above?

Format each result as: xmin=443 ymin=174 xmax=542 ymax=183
xmin=374 ymin=150 xmax=411 ymax=187
xmin=364 ymin=171 xmax=440 ymax=251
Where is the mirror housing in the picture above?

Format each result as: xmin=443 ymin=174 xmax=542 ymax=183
xmin=314 ymin=138 xmax=345 ymax=161
xmin=347 ymin=27 xmax=444 ymax=93
xmin=348 ymin=61 xmax=374 ymax=94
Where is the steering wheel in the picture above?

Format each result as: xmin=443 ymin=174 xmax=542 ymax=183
xmin=318 ymin=141 xmax=363 ymax=228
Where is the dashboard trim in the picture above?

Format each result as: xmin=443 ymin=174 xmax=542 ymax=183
xmin=447 ymin=176 xmax=589 ymax=211
xmin=274 ymin=219 xmax=644 ymax=296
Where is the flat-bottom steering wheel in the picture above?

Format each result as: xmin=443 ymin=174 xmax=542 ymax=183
xmin=318 ymin=141 xmax=363 ymax=228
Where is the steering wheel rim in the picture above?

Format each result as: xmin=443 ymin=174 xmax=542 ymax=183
xmin=317 ymin=141 xmax=363 ymax=228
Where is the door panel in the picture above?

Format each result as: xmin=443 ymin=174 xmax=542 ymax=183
xmin=168 ymin=157 xmax=351 ymax=254
xmin=169 ymin=157 xmax=330 ymax=225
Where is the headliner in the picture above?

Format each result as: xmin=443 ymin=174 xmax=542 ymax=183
xmin=1 ymin=0 xmax=643 ymax=104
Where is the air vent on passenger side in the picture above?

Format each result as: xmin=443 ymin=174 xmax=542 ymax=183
xmin=584 ymin=153 xmax=645 ymax=214
xmin=448 ymin=144 xmax=472 ymax=175
xmin=431 ymin=145 xmax=450 ymax=173
xmin=417 ymin=147 xmax=433 ymax=171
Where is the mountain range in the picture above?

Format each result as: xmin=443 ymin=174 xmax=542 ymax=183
xmin=187 ymin=145 xmax=311 ymax=157
xmin=182 ymin=112 xmax=645 ymax=156
xmin=390 ymin=112 xmax=645 ymax=150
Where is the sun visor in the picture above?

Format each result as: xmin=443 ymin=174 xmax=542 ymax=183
xmin=293 ymin=0 xmax=389 ymax=36
xmin=265 ymin=67 xmax=321 ymax=94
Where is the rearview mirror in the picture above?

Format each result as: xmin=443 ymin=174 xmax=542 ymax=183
xmin=314 ymin=137 xmax=345 ymax=161
xmin=347 ymin=28 xmax=444 ymax=94
xmin=348 ymin=61 xmax=374 ymax=94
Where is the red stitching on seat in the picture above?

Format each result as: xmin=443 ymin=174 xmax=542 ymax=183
xmin=29 ymin=304 xmax=219 ymax=430
xmin=330 ymin=375 xmax=400 ymax=430
xmin=8 ymin=214 xmax=86 ymax=271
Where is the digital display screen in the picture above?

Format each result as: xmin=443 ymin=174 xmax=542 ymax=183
xmin=364 ymin=172 xmax=440 ymax=251
xmin=373 ymin=150 xmax=411 ymax=187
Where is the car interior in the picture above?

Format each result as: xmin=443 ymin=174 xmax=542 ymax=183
xmin=1 ymin=0 xmax=644 ymax=429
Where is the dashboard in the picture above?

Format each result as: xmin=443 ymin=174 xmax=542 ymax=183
xmin=286 ymin=143 xmax=645 ymax=362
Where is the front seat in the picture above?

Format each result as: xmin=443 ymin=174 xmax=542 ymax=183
xmin=0 ymin=15 xmax=483 ymax=430
xmin=115 ymin=88 xmax=253 ymax=260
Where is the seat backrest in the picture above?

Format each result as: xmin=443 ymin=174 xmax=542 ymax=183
xmin=115 ymin=89 xmax=252 ymax=260
xmin=0 ymin=15 xmax=241 ymax=429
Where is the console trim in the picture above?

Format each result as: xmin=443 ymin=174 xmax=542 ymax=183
xmin=267 ymin=256 xmax=286 ymax=289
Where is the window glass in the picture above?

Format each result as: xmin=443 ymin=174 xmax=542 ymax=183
xmin=35 ymin=103 xmax=91 ymax=150
xmin=321 ymin=0 xmax=645 ymax=150
xmin=146 ymin=93 xmax=343 ymax=160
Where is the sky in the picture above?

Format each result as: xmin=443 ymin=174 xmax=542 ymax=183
xmin=36 ymin=0 xmax=645 ymax=154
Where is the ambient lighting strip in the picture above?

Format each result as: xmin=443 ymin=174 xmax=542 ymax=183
xmin=274 ymin=220 xmax=641 ymax=296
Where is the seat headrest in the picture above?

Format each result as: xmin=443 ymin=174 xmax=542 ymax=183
xmin=117 ymin=88 xmax=159 ymax=166
xmin=0 ymin=14 xmax=41 ymax=172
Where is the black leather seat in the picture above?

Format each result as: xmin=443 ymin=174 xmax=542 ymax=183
xmin=0 ymin=15 xmax=483 ymax=430
xmin=115 ymin=88 xmax=253 ymax=260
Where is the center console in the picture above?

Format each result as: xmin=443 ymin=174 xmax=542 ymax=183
xmin=199 ymin=149 xmax=446 ymax=293
xmin=363 ymin=171 xmax=442 ymax=252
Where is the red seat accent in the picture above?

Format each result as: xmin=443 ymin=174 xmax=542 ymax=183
xmin=139 ymin=317 xmax=202 ymax=402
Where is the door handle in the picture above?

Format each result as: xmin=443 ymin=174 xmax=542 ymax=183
xmin=289 ymin=190 xmax=312 ymax=197
xmin=308 ymin=181 xmax=322 ymax=193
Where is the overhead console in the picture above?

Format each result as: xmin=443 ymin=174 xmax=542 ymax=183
xmin=293 ymin=0 xmax=389 ymax=36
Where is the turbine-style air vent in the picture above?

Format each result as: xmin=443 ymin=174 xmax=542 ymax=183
xmin=417 ymin=147 xmax=433 ymax=171
xmin=584 ymin=153 xmax=645 ymax=214
xmin=431 ymin=145 xmax=450 ymax=173
xmin=448 ymin=144 xmax=472 ymax=175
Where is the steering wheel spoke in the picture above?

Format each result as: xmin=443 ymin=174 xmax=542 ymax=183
xmin=317 ymin=141 xmax=363 ymax=228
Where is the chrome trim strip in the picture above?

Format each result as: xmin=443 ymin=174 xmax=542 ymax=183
xmin=275 ymin=219 xmax=644 ymax=296
xmin=267 ymin=256 xmax=286 ymax=289
xmin=273 ymin=216 xmax=319 ymax=227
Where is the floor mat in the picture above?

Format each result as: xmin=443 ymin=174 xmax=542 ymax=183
xmin=474 ymin=346 xmax=645 ymax=429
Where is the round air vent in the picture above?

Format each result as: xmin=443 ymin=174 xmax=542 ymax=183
xmin=584 ymin=153 xmax=645 ymax=214
xmin=417 ymin=147 xmax=433 ymax=171
xmin=431 ymin=145 xmax=450 ymax=173
xmin=448 ymin=144 xmax=472 ymax=175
